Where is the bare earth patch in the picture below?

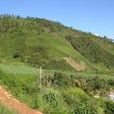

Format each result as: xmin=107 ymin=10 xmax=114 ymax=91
xmin=64 ymin=57 xmax=86 ymax=71
xmin=0 ymin=86 xmax=43 ymax=114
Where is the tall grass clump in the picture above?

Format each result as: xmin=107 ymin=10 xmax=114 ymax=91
xmin=0 ymin=103 xmax=17 ymax=114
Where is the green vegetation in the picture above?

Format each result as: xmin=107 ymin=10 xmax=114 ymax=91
xmin=65 ymin=34 xmax=114 ymax=73
xmin=0 ymin=14 xmax=114 ymax=73
xmin=0 ymin=69 xmax=98 ymax=114
xmin=0 ymin=65 xmax=114 ymax=114
xmin=104 ymin=101 xmax=114 ymax=114
xmin=0 ymin=15 xmax=114 ymax=114
xmin=0 ymin=103 xmax=17 ymax=114
xmin=0 ymin=15 xmax=85 ymax=72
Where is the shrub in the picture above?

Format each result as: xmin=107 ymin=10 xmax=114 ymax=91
xmin=72 ymin=100 xmax=97 ymax=114
xmin=13 ymin=51 xmax=21 ymax=58
xmin=104 ymin=101 xmax=114 ymax=114
xmin=63 ymin=88 xmax=98 ymax=114
xmin=108 ymin=79 xmax=114 ymax=87
xmin=45 ymin=72 xmax=72 ymax=87
xmin=86 ymin=76 xmax=109 ymax=94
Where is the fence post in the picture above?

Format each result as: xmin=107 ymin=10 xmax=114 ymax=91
xmin=39 ymin=66 xmax=42 ymax=88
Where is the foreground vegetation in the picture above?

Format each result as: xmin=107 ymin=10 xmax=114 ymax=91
xmin=0 ymin=103 xmax=17 ymax=114
xmin=0 ymin=64 xmax=114 ymax=114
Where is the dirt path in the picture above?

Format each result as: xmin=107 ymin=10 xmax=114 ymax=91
xmin=0 ymin=86 xmax=43 ymax=114
xmin=64 ymin=57 xmax=86 ymax=71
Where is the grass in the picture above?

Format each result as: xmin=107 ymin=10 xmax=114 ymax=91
xmin=0 ymin=63 xmax=114 ymax=80
xmin=0 ymin=63 xmax=38 ymax=75
xmin=0 ymin=24 xmax=87 ymax=72
xmin=0 ymin=103 xmax=17 ymax=114
xmin=1 ymin=15 xmax=114 ymax=73
xmin=0 ymin=63 xmax=113 ymax=114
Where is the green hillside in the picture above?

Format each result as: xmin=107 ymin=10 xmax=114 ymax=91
xmin=0 ymin=15 xmax=114 ymax=114
xmin=0 ymin=15 xmax=114 ymax=73
xmin=0 ymin=15 xmax=87 ymax=72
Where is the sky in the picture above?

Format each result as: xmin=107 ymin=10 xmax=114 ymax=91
xmin=0 ymin=0 xmax=114 ymax=39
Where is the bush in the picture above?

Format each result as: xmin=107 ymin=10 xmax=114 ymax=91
xmin=63 ymin=88 xmax=98 ymax=114
xmin=42 ymin=89 xmax=69 ymax=114
xmin=86 ymin=76 xmax=109 ymax=95
xmin=108 ymin=79 xmax=114 ymax=86
xmin=13 ymin=51 xmax=21 ymax=58
xmin=72 ymin=100 xmax=97 ymax=114
xmin=45 ymin=72 xmax=72 ymax=87
xmin=104 ymin=101 xmax=114 ymax=114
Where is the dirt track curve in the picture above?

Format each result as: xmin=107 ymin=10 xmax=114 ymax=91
xmin=0 ymin=86 xmax=43 ymax=114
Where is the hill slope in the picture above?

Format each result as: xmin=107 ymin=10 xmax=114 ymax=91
xmin=0 ymin=15 xmax=114 ymax=114
xmin=0 ymin=15 xmax=114 ymax=73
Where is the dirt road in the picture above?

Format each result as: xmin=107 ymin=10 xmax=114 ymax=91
xmin=0 ymin=86 xmax=43 ymax=114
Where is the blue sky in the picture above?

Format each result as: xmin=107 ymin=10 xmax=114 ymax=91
xmin=0 ymin=0 xmax=114 ymax=38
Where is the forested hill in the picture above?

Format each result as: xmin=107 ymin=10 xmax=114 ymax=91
xmin=0 ymin=15 xmax=114 ymax=73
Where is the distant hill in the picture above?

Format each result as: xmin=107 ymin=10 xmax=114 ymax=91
xmin=0 ymin=14 xmax=114 ymax=73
